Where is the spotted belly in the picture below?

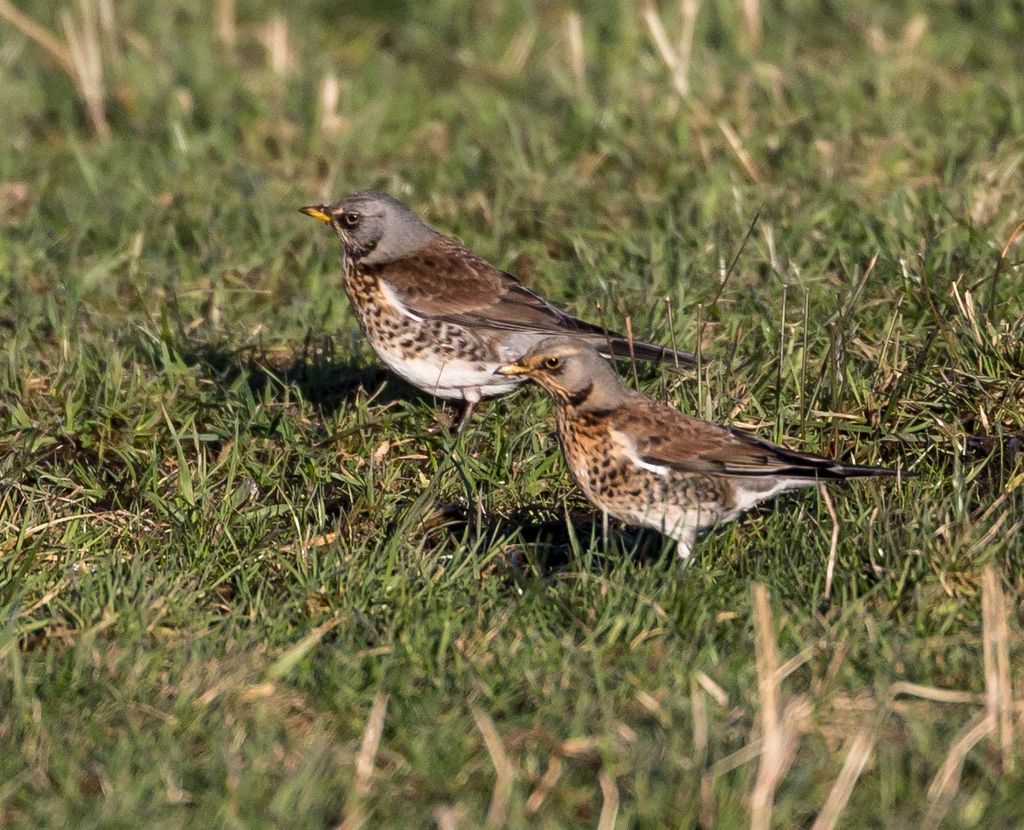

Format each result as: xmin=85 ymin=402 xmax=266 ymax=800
xmin=348 ymin=284 xmax=520 ymax=401
xmin=559 ymin=420 xmax=728 ymax=551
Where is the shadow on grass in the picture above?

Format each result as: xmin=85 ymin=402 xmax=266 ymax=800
xmin=178 ymin=337 xmax=425 ymax=417
xmin=421 ymin=502 xmax=673 ymax=576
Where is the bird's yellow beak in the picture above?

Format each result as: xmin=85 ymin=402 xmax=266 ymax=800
xmin=299 ymin=205 xmax=332 ymax=223
xmin=495 ymin=362 xmax=530 ymax=376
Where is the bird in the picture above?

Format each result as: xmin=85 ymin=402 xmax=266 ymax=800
xmin=299 ymin=190 xmax=694 ymax=431
xmin=497 ymin=337 xmax=899 ymax=559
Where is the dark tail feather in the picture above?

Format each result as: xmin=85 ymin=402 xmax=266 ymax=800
xmin=598 ymin=336 xmax=697 ymax=368
xmin=771 ymin=446 xmax=903 ymax=480
xmin=824 ymin=461 xmax=902 ymax=479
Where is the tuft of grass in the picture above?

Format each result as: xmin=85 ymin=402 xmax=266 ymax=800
xmin=2 ymin=0 xmax=1023 ymax=826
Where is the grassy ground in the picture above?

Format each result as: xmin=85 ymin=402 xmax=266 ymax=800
xmin=2 ymin=0 xmax=1023 ymax=826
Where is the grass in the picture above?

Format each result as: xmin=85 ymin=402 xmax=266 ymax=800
xmin=1 ymin=0 xmax=1023 ymax=826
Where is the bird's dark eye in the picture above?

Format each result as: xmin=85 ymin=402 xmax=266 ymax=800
xmin=339 ymin=211 xmax=361 ymax=228
xmin=544 ymin=356 xmax=563 ymax=371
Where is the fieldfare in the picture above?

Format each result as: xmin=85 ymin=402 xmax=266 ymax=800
xmin=300 ymin=190 xmax=693 ymax=430
xmin=498 ymin=337 xmax=898 ymax=558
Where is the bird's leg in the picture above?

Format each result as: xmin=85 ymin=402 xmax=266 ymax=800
xmin=447 ymin=396 xmax=485 ymax=540
xmin=673 ymin=527 xmax=698 ymax=561
xmin=454 ymin=399 xmax=477 ymax=434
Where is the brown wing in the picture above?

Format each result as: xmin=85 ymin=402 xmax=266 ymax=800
xmin=367 ymin=236 xmax=695 ymax=365
xmin=368 ymin=236 xmax=608 ymax=333
xmin=614 ymin=398 xmax=894 ymax=479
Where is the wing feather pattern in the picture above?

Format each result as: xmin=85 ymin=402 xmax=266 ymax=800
xmin=610 ymin=398 xmax=895 ymax=480
xmin=362 ymin=237 xmax=695 ymax=366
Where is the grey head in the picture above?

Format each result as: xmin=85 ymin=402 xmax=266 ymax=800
xmin=497 ymin=336 xmax=633 ymax=412
xmin=299 ymin=190 xmax=437 ymax=265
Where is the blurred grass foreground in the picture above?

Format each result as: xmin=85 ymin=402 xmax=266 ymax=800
xmin=1 ymin=1 xmax=1023 ymax=827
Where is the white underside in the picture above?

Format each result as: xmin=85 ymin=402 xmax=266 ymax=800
xmin=373 ymin=344 xmax=520 ymax=402
xmin=721 ymin=478 xmax=817 ymax=520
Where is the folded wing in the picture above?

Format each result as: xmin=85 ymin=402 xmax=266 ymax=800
xmin=369 ymin=237 xmax=695 ymax=366
xmin=615 ymin=399 xmax=896 ymax=479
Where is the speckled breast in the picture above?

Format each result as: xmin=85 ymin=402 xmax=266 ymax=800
xmin=341 ymin=266 xmax=518 ymax=400
xmin=344 ymin=269 xmax=417 ymax=347
xmin=557 ymin=409 xmax=729 ymax=532
xmin=557 ymin=412 xmax=649 ymax=512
